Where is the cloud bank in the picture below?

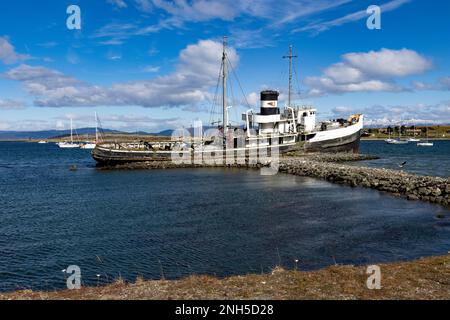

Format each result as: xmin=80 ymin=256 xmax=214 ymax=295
xmin=0 ymin=37 xmax=30 ymax=64
xmin=305 ymin=48 xmax=432 ymax=96
xmin=332 ymin=101 xmax=450 ymax=126
xmin=3 ymin=40 xmax=238 ymax=109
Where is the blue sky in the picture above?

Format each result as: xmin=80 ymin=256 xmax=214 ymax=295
xmin=0 ymin=0 xmax=449 ymax=131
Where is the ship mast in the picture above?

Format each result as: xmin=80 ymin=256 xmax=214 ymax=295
xmin=222 ymin=36 xmax=228 ymax=136
xmin=283 ymin=45 xmax=297 ymax=108
xmin=70 ymin=118 xmax=73 ymax=144
xmin=95 ymin=111 xmax=98 ymax=143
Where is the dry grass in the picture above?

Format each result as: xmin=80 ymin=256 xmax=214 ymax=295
xmin=2 ymin=255 xmax=450 ymax=300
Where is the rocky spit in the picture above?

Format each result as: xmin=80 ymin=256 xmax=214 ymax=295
xmin=279 ymin=157 xmax=449 ymax=208
xmin=99 ymin=153 xmax=449 ymax=208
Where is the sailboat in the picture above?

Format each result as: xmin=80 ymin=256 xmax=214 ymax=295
xmin=417 ymin=126 xmax=433 ymax=147
xmin=80 ymin=112 xmax=99 ymax=149
xmin=386 ymin=124 xmax=408 ymax=144
xmin=385 ymin=129 xmax=395 ymax=143
xmin=408 ymin=122 xmax=420 ymax=142
xmin=57 ymin=118 xmax=80 ymax=148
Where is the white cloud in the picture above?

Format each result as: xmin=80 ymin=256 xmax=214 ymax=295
xmin=92 ymin=22 xmax=151 ymax=45
xmin=143 ymin=65 xmax=160 ymax=72
xmin=97 ymin=0 xmax=353 ymax=45
xmin=331 ymin=101 xmax=450 ymax=126
xmin=0 ymin=112 xmax=187 ymax=132
xmin=271 ymin=0 xmax=352 ymax=26
xmin=412 ymin=77 xmax=450 ymax=91
xmin=343 ymin=48 xmax=432 ymax=78
xmin=37 ymin=42 xmax=58 ymax=48
xmin=109 ymin=40 xmax=238 ymax=108
xmin=107 ymin=50 xmax=122 ymax=60
xmin=150 ymin=0 xmax=351 ymax=24
xmin=246 ymin=92 xmax=259 ymax=106
xmin=148 ymin=46 xmax=159 ymax=56
xmin=55 ymin=120 xmax=65 ymax=129
xmin=4 ymin=40 xmax=238 ymax=109
xmin=0 ymin=37 xmax=30 ymax=65
xmin=305 ymin=48 xmax=432 ymax=96
xmin=323 ymin=63 xmax=365 ymax=84
xmin=107 ymin=0 xmax=153 ymax=12
xmin=305 ymin=77 xmax=400 ymax=96
xmin=5 ymin=64 xmax=81 ymax=91
xmin=92 ymin=22 xmax=162 ymax=45
xmin=107 ymin=0 xmax=128 ymax=9
xmin=0 ymin=122 xmax=11 ymax=130
xmin=0 ymin=99 xmax=27 ymax=109
xmin=134 ymin=0 xmax=153 ymax=12
xmin=229 ymin=28 xmax=274 ymax=49
xmin=294 ymin=0 xmax=411 ymax=34
xmin=439 ymin=77 xmax=450 ymax=90
xmin=152 ymin=0 xmax=243 ymax=22
xmin=332 ymin=106 xmax=353 ymax=114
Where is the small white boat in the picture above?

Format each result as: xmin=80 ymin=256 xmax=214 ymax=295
xmin=58 ymin=142 xmax=80 ymax=148
xmin=80 ymin=112 xmax=100 ymax=150
xmin=80 ymin=142 xmax=96 ymax=149
xmin=417 ymin=126 xmax=433 ymax=147
xmin=386 ymin=139 xmax=409 ymax=145
xmin=386 ymin=123 xmax=409 ymax=144
xmin=58 ymin=118 xmax=80 ymax=148
xmin=38 ymin=140 xmax=48 ymax=144
xmin=407 ymin=123 xmax=420 ymax=142
xmin=417 ymin=142 xmax=434 ymax=147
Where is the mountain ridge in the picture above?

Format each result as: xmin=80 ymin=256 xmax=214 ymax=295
xmin=0 ymin=128 xmax=173 ymax=140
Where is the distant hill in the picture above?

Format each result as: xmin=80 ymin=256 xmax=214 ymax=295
xmin=0 ymin=126 xmax=224 ymax=140
xmin=0 ymin=128 xmax=119 ymax=140
xmin=0 ymin=128 xmax=131 ymax=140
xmin=156 ymin=129 xmax=174 ymax=136
xmin=0 ymin=127 xmax=187 ymax=140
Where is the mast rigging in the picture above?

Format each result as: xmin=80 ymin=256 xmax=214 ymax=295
xmin=283 ymin=45 xmax=297 ymax=108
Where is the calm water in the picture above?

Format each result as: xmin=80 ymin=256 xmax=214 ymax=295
xmin=0 ymin=141 xmax=449 ymax=292
xmin=359 ymin=140 xmax=450 ymax=178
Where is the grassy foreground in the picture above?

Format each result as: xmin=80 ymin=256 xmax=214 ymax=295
xmin=2 ymin=255 xmax=450 ymax=300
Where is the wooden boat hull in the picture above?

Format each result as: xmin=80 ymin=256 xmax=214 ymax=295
xmin=92 ymin=131 xmax=361 ymax=165
xmin=92 ymin=143 xmax=298 ymax=165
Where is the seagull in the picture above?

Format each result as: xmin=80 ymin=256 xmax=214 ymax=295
xmin=399 ymin=161 xmax=407 ymax=168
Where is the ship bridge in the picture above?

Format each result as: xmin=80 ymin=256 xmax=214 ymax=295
xmin=242 ymin=90 xmax=318 ymax=136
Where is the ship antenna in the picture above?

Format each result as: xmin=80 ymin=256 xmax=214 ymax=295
xmin=283 ymin=45 xmax=297 ymax=108
xmin=95 ymin=111 xmax=98 ymax=143
xmin=222 ymin=36 xmax=228 ymax=136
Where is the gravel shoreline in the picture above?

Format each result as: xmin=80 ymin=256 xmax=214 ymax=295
xmin=3 ymin=254 xmax=450 ymax=300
